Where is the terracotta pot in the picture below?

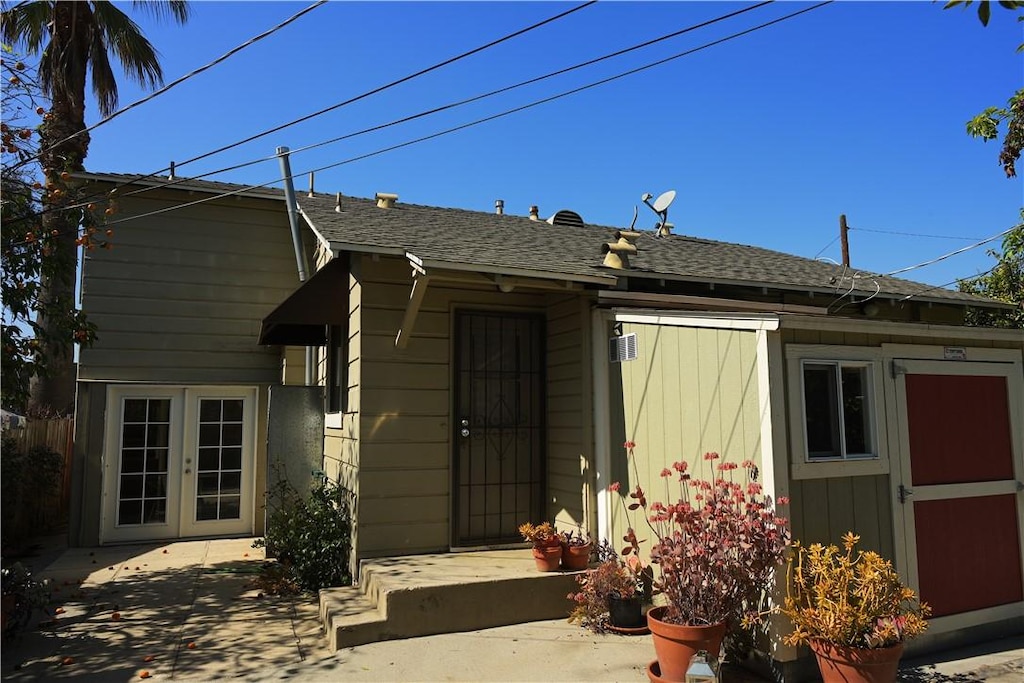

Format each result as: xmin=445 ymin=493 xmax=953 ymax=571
xmin=608 ymin=594 xmax=644 ymax=629
xmin=646 ymin=606 xmax=726 ymax=682
xmin=531 ymin=544 xmax=562 ymax=572
xmin=560 ymin=542 xmax=592 ymax=571
xmin=810 ymin=639 xmax=904 ymax=683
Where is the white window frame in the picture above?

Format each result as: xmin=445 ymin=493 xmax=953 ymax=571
xmin=786 ymin=345 xmax=889 ymax=480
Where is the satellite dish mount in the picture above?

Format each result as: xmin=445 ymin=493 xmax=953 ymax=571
xmin=641 ymin=190 xmax=676 ymax=237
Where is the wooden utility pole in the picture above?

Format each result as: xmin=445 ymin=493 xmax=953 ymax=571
xmin=839 ymin=214 xmax=850 ymax=267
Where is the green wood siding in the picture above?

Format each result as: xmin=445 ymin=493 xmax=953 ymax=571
xmin=79 ymin=190 xmax=302 ymax=383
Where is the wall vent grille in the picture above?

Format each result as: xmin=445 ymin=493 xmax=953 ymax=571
xmin=609 ymin=333 xmax=638 ymax=363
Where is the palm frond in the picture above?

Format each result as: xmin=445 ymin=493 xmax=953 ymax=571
xmin=0 ymin=1 xmax=54 ymax=55
xmin=90 ymin=1 xmax=163 ymax=92
xmin=87 ymin=23 xmax=117 ymax=117
xmin=131 ymin=0 xmax=189 ymax=25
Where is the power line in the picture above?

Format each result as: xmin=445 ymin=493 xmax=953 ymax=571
xmin=896 ymin=264 xmax=1000 ymax=303
xmin=812 ymin=235 xmax=839 ymax=260
xmin=9 ymin=1 xmax=329 ymax=173
xmin=99 ymin=0 xmax=779 ymax=204
xmin=97 ymin=1 xmax=833 ymax=231
xmin=850 ymin=226 xmax=986 ymax=241
xmin=883 ymin=225 xmax=1017 ymax=277
xmin=8 ymin=0 xmax=598 ymax=226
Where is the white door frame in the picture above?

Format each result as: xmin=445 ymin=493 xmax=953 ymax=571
xmin=884 ymin=344 xmax=1024 ymax=634
xmin=101 ymin=385 xmax=258 ymax=544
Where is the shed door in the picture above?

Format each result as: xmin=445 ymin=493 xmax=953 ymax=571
xmin=893 ymin=360 xmax=1024 ymax=631
xmin=453 ymin=311 xmax=545 ymax=547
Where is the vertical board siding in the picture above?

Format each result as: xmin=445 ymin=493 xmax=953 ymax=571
xmin=79 ymin=191 xmax=299 ymax=383
xmin=546 ymin=295 xmax=589 ymax=532
xmin=610 ymin=324 xmax=762 ymax=562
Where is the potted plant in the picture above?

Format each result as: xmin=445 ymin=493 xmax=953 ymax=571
xmin=780 ymin=532 xmax=930 ymax=683
xmin=612 ymin=442 xmax=790 ymax=682
xmin=567 ymin=540 xmax=650 ymax=632
xmin=519 ymin=521 xmax=562 ymax=572
xmin=560 ymin=526 xmax=594 ymax=571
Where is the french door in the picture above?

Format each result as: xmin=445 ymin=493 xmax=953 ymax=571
xmin=891 ymin=359 xmax=1024 ymax=632
xmin=101 ymin=386 xmax=257 ymax=543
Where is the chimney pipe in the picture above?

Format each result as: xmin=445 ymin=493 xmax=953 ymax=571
xmin=308 ymin=172 xmax=315 ymax=197
xmin=376 ymin=192 xmax=398 ymax=209
xmin=495 ymin=199 xmax=504 ymax=215
xmin=335 ymin=192 xmax=343 ymax=212
xmin=529 ymin=205 xmax=539 ymax=221
xmin=168 ymin=161 xmax=175 ymax=180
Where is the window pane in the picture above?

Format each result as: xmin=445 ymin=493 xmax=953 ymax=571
xmin=803 ymin=363 xmax=841 ymax=458
xmin=143 ymin=499 xmax=166 ymax=524
xmin=146 ymin=449 xmax=169 ymax=473
xmin=221 ymin=472 xmax=241 ymax=495
xmin=198 ymin=448 xmax=219 ymax=471
xmin=147 ymin=423 xmax=169 ymax=448
xmin=199 ymin=423 xmax=220 ymax=447
xmin=120 ymin=474 xmax=144 ymax=499
xmin=221 ymin=423 xmax=242 ymax=447
xmin=199 ymin=399 xmax=221 ymax=422
xmin=123 ymin=399 xmax=148 ymax=423
xmin=144 ymin=474 xmax=167 ymax=497
xmin=220 ymin=496 xmax=241 ymax=520
xmin=119 ymin=500 xmax=142 ymax=526
xmin=842 ymin=366 xmax=872 ymax=455
xmin=197 ymin=473 xmax=220 ymax=496
xmin=196 ymin=497 xmax=219 ymax=521
xmin=221 ymin=447 xmax=241 ymax=470
xmin=122 ymin=424 xmax=146 ymax=448
xmin=222 ymin=400 xmax=243 ymax=422
xmin=148 ymin=399 xmax=170 ymax=423
xmin=121 ymin=449 xmax=145 ymax=474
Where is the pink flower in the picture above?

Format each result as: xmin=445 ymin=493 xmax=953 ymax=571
xmin=717 ymin=462 xmax=738 ymax=471
xmin=747 ymin=482 xmax=763 ymax=495
xmin=741 ymin=460 xmax=756 ymax=469
xmin=660 ymin=468 xmax=672 ymax=478
xmin=703 ymin=452 xmax=720 ymax=461
xmin=623 ymin=440 xmax=636 ymax=450
xmin=777 ymin=496 xmax=790 ymax=505
xmin=608 ymin=482 xmax=621 ymax=492
xmin=672 ymin=460 xmax=688 ymax=473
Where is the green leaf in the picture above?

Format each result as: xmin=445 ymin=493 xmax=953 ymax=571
xmin=980 ymin=0 xmax=992 ymax=24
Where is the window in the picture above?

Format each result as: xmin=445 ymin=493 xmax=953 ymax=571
xmin=801 ymin=361 xmax=876 ymax=461
xmin=326 ymin=324 xmax=346 ymax=413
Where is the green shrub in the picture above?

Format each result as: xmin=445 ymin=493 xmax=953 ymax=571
xmin=1 ymin=435 xmax=63 ymax=548
xmin=252 ymin=474 xmax=353 ymax=592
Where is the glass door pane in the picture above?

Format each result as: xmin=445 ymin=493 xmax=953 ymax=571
xmin=117 ymin=398 xmax=171 ymax=526
xmin=194 ymin=398 xmax=244 ymax=521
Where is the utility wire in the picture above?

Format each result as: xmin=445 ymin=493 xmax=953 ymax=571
xmin=896 ymin=264 xmax=1000 ymax=303
xmin=812 ymin=235 xmax=839 ymax=260
xmin=9 ymin=0 xmax=329 ymax=174
xmin=850 ymin=226 xmax=985 ymax=241
xmin=882 ymin=225 xmax=1017 ymax=277
xmin=96 ymin=1 xmax=833 ymax=231
xmin=8 ymin=0 xmax=598 ymax=225
xmin=104 ymin=0 xmax=778 ymax=204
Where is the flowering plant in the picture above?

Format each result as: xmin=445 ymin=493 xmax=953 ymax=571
xmin=518 ymin=521 xmax=560 ymax=548
xmin=567 ymin=540 xmax=652 ymax=632
xmin=611 ymin=442 xmax=790 ymax=628
xmin=560 ymin=525 xmax=593 ymax=548
xmin=780 ymin=532 xmax=929 ymax=649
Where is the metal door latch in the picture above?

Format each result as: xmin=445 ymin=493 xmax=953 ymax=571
xmin=460 ymin=418 xmax=470 ymax=438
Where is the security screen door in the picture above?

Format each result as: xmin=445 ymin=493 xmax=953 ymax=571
xmin=453 ymin=311 xmax=545 ymax=547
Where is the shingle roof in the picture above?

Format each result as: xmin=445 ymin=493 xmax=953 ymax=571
xmin=81 ymin=171 xmax=1004 ymax=307
xmin=299 ymin=192 xmax=997 ymax=306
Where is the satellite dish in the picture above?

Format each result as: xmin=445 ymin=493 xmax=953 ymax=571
xmin=652 ymin=190 xmax=676 ymax=213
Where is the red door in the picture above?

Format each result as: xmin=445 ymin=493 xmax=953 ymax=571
xmin=895 ymin=360 xmax=1023 ymax=628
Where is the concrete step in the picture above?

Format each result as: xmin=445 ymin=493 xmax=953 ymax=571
xmin=320 ymin=549 xmax=582 ymax=651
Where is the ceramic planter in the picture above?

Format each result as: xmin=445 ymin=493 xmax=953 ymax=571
xmin=531 ymin=544 xmax=562 ymax=572
xmin=560 ymin=543 xmax=592 ymax=571
xmin=646 ymin=606 xmax=726 ymax=682
xmin=810 ymin=639 xmax=904 ymax=683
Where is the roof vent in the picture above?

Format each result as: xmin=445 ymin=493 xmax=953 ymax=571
xmin=529 ymin=205 xmax=540 ymax=221
xmin=602 ymin=230 xmax=641 ymax=270
xmin=375 ymin=192 xmax=398 ymax=209
xmin=546 ymin=209 xmax=585 ymax=229
xmin=495 ymin=199 xmax=504 ymax=215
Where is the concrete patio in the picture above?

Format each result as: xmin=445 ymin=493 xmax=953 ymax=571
xmin=1 ymin=534 xmax=1021 ymax=681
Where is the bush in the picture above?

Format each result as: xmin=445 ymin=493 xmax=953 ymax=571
xmin=2 ymin=562 xmax=51 ymax=638
xmin=252 ymin=474 xmax=353 ymax=592
xmin=1 ymin=435 xmax=63 ymax=549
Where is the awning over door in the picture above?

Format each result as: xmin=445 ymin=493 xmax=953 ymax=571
xmin=259 ymin=257 xmax=348 ymax=346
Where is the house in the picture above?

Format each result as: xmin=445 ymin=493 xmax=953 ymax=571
xmin=69 ymin=172 xmax=1023 ymax=673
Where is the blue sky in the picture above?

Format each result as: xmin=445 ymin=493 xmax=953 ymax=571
xmin=81 ymin=0 xmax=1023 ymax=289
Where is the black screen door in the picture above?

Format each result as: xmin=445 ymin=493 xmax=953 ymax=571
xmin=454 ymin=311 xmax=545 ymax=546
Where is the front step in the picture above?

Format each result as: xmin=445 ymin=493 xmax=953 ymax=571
xmin=320 ymin=549 xmax=581 ymax=651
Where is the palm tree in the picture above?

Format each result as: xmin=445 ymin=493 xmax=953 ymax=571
xmin=1 ymin=1 xmax=189 ymax=414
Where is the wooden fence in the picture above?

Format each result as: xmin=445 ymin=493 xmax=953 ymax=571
xmin=3 ymin=416 xmax=74 ymax=542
